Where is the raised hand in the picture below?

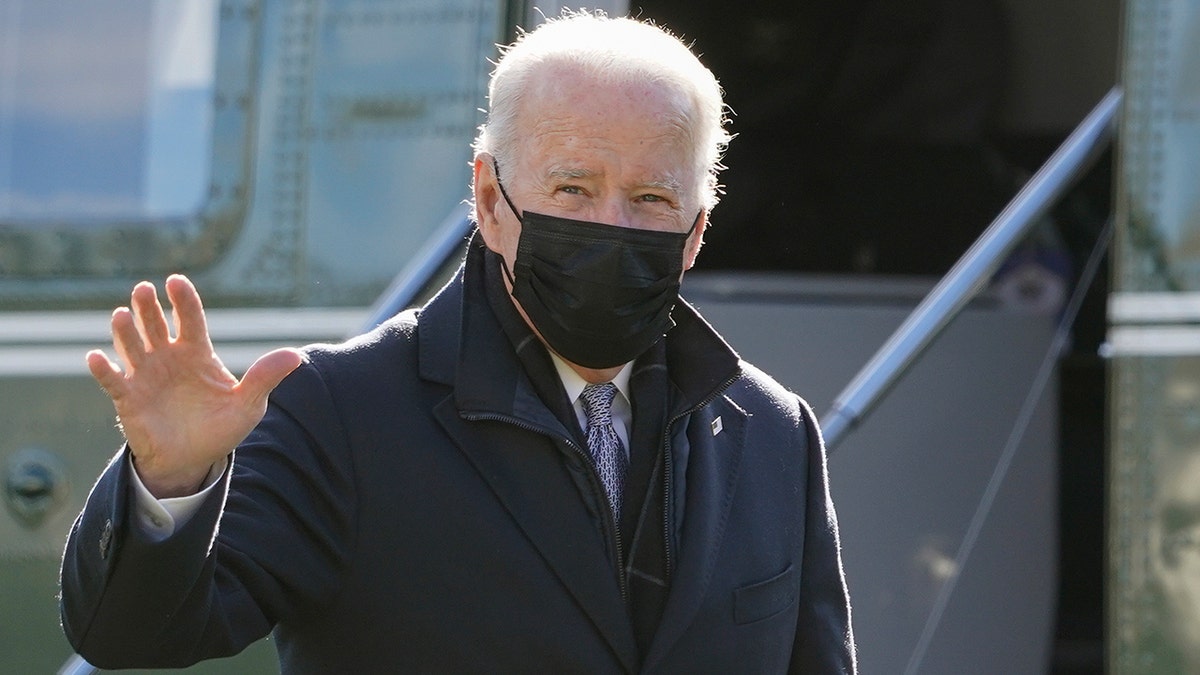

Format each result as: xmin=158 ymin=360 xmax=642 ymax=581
xmin=87 ymin=275 xmax=303 ymax=498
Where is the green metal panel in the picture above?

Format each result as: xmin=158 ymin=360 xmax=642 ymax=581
xmin=0 ymin=376 xmax=282 ymax=672
xmin=0 ymin=0 xmax=509 ymax=670
xmin=1110 ymin=0 xmax=1200 ymax=672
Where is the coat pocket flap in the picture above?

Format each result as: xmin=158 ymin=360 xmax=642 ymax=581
xmin=733 ymin=563 xmax=797 ymax=625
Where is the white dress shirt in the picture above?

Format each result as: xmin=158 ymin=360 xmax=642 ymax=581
xmin=129 ymin=456 xmax=227 ymax=543
xmin=548 ymin=352 xmax=633 ymax=456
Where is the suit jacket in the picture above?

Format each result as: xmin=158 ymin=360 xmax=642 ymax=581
xmin=60 ymin=241 xmax=856 ymax=673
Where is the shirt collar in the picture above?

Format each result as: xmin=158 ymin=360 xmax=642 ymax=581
xmin=549 ymin=351 xmax=633 ymax=405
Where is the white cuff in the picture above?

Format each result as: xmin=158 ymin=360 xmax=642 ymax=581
xmin=128 ymin=455 xmax=227 ymax=542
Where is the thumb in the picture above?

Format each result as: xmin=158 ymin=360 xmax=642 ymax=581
xmin=238 ymin=348 xmax=304 ymax=406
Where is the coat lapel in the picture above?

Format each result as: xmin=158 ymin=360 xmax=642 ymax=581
xmin=419 ymin=244 xmax=639 ymax=671
xmin=416 ymin=241 xmax=748 ymax=672
xmin=642 ymin=396 xmax=748 ymax=671
xmin=433 ymin=398 xmax=640 ymax=671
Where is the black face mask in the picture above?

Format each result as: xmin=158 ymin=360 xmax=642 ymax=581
xmin=494 ymin=173 xmax=700 ymax=369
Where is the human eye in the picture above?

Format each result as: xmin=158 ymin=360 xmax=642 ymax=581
xmin=635 ymin=192 xmax=678 ymax=209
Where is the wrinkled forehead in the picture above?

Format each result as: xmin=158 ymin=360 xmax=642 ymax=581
xmin=513 ymin=63 xmax=701 ymax=173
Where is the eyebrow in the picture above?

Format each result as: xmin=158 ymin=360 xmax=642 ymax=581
xmin=546 ymin=166 xmax=595 ymax=181
xmin=642 ymin=177 xmax=684 ymax=193
xmin=545 ymin=167 xmax=684 ymax=193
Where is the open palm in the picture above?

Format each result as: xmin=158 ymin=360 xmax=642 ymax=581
xmin=87 ymin=275 xmax=303 ymax=498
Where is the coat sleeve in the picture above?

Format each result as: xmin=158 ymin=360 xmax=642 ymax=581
xmin=789 ymin=397 xmax=858 ymax=673
xmin=59 ymin=358 xmax=357 ymax=670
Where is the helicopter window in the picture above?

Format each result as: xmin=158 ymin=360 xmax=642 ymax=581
xmin=0 ymin=0 xmax=217 ymax=221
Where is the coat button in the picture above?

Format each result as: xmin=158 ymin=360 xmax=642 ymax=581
xmin=99 ymin=519 xmax=113 ymax=560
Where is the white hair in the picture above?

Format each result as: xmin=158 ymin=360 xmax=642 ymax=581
xmin=473 ymin=10 xmax=732 ymax=210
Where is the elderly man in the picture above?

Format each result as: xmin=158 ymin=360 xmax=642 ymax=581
xmin=61 ymin=12 xmax=856 ymax=673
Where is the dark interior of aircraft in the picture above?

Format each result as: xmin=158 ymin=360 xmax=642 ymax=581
xmin=634 ymin=1 xmax=1113 ymax=672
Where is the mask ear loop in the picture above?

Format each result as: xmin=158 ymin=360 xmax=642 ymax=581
xmin=492 ymin=161 xmax=523 ymax=222
xmin=499 ymin=251 xmax=517 ymax=287
xmin=489 ymin=161 xmax=520 ymax=286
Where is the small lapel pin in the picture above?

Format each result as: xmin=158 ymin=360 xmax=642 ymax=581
xmin=711 ymin=416 xmax=723 ymax=436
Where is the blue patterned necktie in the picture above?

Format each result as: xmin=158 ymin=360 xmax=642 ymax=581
xmin=580 ymin=382 xmax=628 ymax=521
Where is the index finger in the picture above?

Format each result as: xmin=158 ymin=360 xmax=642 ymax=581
xmin=164 ymin=274 xmax=212 ymax=347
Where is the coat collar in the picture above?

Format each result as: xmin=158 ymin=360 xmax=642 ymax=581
xmin=418 ymin=234 xmax=742 ymax=415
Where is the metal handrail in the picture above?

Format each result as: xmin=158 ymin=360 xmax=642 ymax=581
xmin=819 ymin=87 xmax=1123 ymax=450
xmin=361 ymin=202 xmax=474 ymax=331
xmin=57 ymin=653 xmax=94 ymax=675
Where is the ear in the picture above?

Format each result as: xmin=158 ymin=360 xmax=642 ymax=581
xmin=683 ymin=211 xmax=708 ymax=270
xmin=472 ymin=154 xmax=504 ymax=253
